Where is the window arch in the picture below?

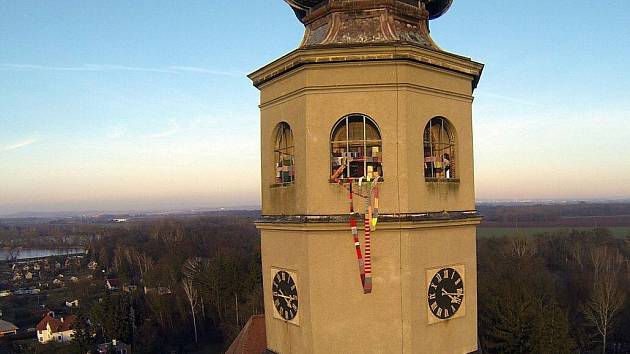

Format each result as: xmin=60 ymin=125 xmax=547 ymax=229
xmin=273 ymin=122 xmax=295 ymax=185
xmin=330 ymin=114 xmax=383 ymax=180
xmin=423 ymin=117 xmax=456 ymax=180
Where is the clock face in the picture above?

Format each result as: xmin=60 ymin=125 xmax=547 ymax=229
xmin=427 ymin=267 xmax=464 ymax=320
xmin=272 ymin=270 xmax=298 ymax=321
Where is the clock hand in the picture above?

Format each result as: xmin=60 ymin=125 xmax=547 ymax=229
xmin=441 ymin=290 xmax=463 ymax=296
xmin=277 ymin=289 xmax=294 ymax=306
xmin=441 ymin=289 xmax=463 ymax=304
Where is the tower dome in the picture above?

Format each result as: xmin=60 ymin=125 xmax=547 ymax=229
xmin=284 ymin=0 xmax=454 ymax=49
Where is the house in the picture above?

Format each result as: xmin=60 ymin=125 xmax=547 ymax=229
xmin=122 ymin=284 xmax=138 ymax=293
xmin=106 ymin=278 xmax=120 ymax=291
xmin=14 ymin=288 xmax=40 ymax=295
xmin=12 ymin=272 xmax=22 ymax=281
xmin=52 ymin=278 xmax=64 ymax=286
xmin=226 ymin=315 xmax=266 ymax=354
xmin=143 ymin=286 xmax=172 ymax=295
xmin=65 ymin=299 xmax=79 ymax=308
xmin=36 ymin=314 xmax=77 ymax=344
xmin=25 ymin=272 xmax=33 ymax=280
xmin=70 ymin=276 xmax=79 ymax=282
xmin=97 ymin=339 xmax=130 ymax=354
xmin=0 ymin=320 xmax=18 ymax=337
xmin=88 ymin=260 xmax=98 ymax=270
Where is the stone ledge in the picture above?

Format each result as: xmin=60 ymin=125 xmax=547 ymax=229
xmin=257 ymin=210 xmax=481 ymax=224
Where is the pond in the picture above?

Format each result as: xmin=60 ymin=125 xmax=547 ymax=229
xmin=0 ymin=248 xmax=85 ymax=261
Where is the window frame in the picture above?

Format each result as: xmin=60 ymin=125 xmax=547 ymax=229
xmin=272 ymin=121 xmax=295 ymax=187
xmin=330 ymin=113 xmax=383 ymax=182
xmin=423 ymin=117 xmax=458 ymax=182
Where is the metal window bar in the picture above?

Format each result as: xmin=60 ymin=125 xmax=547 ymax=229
xmin=331 ymin=114 xmax=382 ymax=181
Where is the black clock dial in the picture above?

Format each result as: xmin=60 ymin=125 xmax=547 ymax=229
xmin=272 ymin=270 xmax=298 ymax=321
xmin=427 ymin=267 xmax=464 ymax=319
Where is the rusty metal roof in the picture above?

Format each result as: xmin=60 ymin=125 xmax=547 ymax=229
xmin=285 ymin=0 xmax=453 ymax=22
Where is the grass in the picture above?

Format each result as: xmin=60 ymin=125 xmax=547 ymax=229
xmin=477 ymin=227 xmax=630 ymax=239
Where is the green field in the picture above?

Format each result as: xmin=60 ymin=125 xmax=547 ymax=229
xmin=477 ymin=227 xmax=630 ymax=238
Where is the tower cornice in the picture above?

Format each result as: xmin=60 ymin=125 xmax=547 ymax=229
xmin=248 ymin=44 xmax=483 ymax=90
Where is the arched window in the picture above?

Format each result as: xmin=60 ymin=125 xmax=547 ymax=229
xmin=330 ymin=114 xmax=382 ymax=180
xmin=423 ymin=117 xmax=456 ymax=180
xmin=274 ymin=122 xmax=295 ymax=185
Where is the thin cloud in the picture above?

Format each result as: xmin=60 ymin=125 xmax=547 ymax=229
xmin=1 ymin=138 xmax=38 ymax=152
xmin=142 ymin=121 xmax=187 ymax=139
xmin=476 ymin=92 xmax=543 ymax=107
xmin=169 ymin=66 xmax=243 ymax=77
xmin=0 ymin=63 xmax=243 ymax=76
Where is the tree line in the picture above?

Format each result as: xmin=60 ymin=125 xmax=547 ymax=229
xmin=478 ymin=228 xmax=629 ymax=353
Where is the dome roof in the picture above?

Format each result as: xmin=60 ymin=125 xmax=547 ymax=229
xmin=285 ymin=0 xmax=453 ymax=22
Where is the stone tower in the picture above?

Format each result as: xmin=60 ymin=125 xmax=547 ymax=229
xmin=249 ymin=1 xmax=483 ymax=353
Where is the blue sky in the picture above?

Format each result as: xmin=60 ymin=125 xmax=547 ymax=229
xmin=1 ymin=1 xmax=629 ymax=214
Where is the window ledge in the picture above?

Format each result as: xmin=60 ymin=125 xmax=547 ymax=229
xmin=425 ymin=178 xmax=460 ymax=183
xmin=270 ymin=183 xmax=295 ymax=189
xmin=329 ymin=178 xmax=384 ymax=184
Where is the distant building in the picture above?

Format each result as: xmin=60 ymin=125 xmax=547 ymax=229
xmin=36 ymin=314 xmax=77 ymax=344
xmin=106 ymin=278 xmax=119 ymax=291
xmin=143 ymin=286 xmax=171 ymax=295
xmin=14 ymin=288 xmax=40 ymax=295
xmin=122 ymin=284 xmax=138 ymax=293
xmin=0 ymin=320 xmax=18 ymax=337
xmin=88 ymin=260 xmax=98 ymax=270
xmin=65 ymin=299 xmax=79 ymax=308
xmin=97 ymin=339 xmax=130 ymax=354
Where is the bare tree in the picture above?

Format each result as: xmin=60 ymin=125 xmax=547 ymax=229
xmin=570 ymin=240 xmax=585 ymax=270
xmin=6 ymin=245 xmax=20 ymax=262
xmin=510 ymin=236 xmax=536 ymax=258
xmin=581 ymin=248 xmax=626 ymax=354
xmin=182 ymin=278 xmax=199 ymax=343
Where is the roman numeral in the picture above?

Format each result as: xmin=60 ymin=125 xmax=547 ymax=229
xmin=455 ymin=278 xmax=461 ymax=285
xmin=451 ymin=305 xmax=456 ymax=313
xmin=444 ymin=269 xmax=449 ymax=279
xmin=281 ymin=272 xmax=286 ymax=281
xmin=291 ymin=284 xmax=296 ymax=290
xmin=436 ymin=273 xmax=442 ymax=282
xmin=430 ymin=302 xmax=438 ymax=311
xmin=430 ymin=283 xmax=437 ymax=289
xmin=274 ymin=299 xmax=280 ymax=306
xmin=444 ymin=309 xmax=449 ymax=317
xmin=429 ymin=293 xmax=436 ymax=300
xmin=436 ymin=308 xmax=443 ymax=317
